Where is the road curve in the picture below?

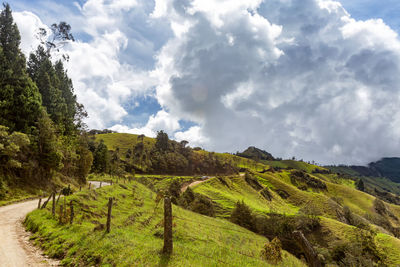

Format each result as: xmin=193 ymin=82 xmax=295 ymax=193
xmin=0 ymin=200 xmax=59 ymax=267
xmin=0 ymin=181 xmax=108 ymax=267
xmin=181 ymin=177 xmax=212 ymax=192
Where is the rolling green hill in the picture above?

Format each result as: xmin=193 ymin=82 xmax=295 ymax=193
xmin=27 ymin=132 xmax=400 ymax=266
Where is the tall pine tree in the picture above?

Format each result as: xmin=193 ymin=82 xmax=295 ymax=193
xmin=28 ymin=46 xmax=66 ymax=128
xmin=0 ymin=3 xmax=42 ymax=133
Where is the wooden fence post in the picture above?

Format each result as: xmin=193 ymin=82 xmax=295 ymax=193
xmin=37 ymin=198 xmax=42 ymax=209
xmin=63 ymin=196 xmax=66 ymax=218
xmin=106 ymin=197 xmax=113 ymax=233
xmin=70 ymin=201 xmax=74 ymax=224
xmin=293 ymin=230 xmax=321 ymax=267
xmin=100 ymin=181 xmax=102 ymax=188
xmin=89 ymin=183 xmax=91 ymax=190
xmin=41 ymin=193 xmax=52 ymax=209
xmin=52 ymin=192 xmax=56 ymax=216
xmin=163 ymin=196 xmax=173 ymax=254
xmin=79 ymin=186 xmax=81 ymax=191
xmin=59 ymin=204 xmax=63 ymax=224
xmin=56 ymin=190 xmax=62 ymax=204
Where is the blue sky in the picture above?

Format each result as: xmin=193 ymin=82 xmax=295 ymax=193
xmin=8 ymin=0 xmax=400 ymax=164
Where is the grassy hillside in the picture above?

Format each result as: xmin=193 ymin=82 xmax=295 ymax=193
xmin=186 ymin=171 xmax=400 ymax=265
xmin=328 ymin=165 xmax=400 ymax=198
xmin=25 ymin=180 xmax=304 ymax=266
xmin=27 ymin=132 xmax=400 ymax=266
xmin=95 ymin=133 xmax=155 ymax=159
xmin=263 ymin=160 xmax=324 ymax=173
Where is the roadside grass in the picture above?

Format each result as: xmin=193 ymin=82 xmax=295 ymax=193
xmin=25 ymin=180 xmax=304 ymax=266
xmin=0 ymin=188 xmax=37 ymax=206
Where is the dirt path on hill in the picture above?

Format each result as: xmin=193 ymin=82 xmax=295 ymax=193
xmin=0 ymin=181 xmax=108 ymax=267
xmin=181 ymin=177 xmax=213 ymax=192
xmin=181 ymin=173 xmax=246 ymax=193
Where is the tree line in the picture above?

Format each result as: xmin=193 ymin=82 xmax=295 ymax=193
xmin=0 ymin=3 xmax=92 ymax=198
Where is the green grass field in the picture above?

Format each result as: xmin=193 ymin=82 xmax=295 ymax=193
xmin=25 ymin=179 xmax=304 ymax=266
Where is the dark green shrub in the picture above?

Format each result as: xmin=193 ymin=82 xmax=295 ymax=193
xmin=290 ymin=170 xmax=327 ymax=190
xmin=331 ymin=229 xmax=386 ymax=266
xmin=230 ymin=201 xmax=255 ymax=231
xmin=190 ymin=195 xmax=215 ymax=217
xmin=179 ymin=187 xmax=195 ymax=207
xmin=261 ymin=237 xmax=282 ymax=264
xmin=168 ymin=180 xmax=181 ymax=204
xmin=373 ymin=198 xmax=387 ymax=215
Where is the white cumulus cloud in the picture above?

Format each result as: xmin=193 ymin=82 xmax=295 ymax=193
xmin=151 ymin=0 xmax=400 ymax=164
xmin=13 ymin=0 xmax=400 ymax=165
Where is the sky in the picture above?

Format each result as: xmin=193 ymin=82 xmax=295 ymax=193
xmin=6 ymin=0 xmax=400 ymax=165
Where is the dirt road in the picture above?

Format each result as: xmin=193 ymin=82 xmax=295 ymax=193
xmin=181 ymin=177 xmax=212 ymax=192
xmin=0 ymin=181 xmax=108 ymax=267
xmin=0 ymin=200 xmax=59 ymax=267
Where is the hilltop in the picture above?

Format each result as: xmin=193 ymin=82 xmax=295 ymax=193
xmin=236 ymin=146 xmax=275 ymax=161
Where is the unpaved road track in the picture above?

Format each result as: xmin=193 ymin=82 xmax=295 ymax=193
xmin=181 ymin=177 xmax=212 ymax=192
xmin=0 ymin=181 xmax=108 ymax=267
xmin=0 ymin=200 xmax=58 ymax=267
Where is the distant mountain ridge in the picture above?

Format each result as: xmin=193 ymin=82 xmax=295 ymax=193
xmin=236 ymin=146 xmax=274 ymax=161
xmin=329 ymin=157 xmax=400 ymax=183
xmin=365 ymin=158 xmax=400 ymax=183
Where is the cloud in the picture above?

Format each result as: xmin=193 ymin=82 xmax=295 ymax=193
xmin=13 ymin=0 xmax=400 ymax=165
xmin=15 ymin=1 xmax=160 ymax=129
xmin=151 ymin=0 xmax=400 ymax=164
xmin=110 ymin=110 xmax=180 ymax=137
xmin=13 ymin=11 xmax=49 ymax=55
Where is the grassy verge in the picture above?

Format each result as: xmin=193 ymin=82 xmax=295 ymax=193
xmin=25 ymin=180 xmax=304 ymax=266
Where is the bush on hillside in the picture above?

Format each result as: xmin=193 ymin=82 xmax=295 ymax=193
xmin=374 ymin=198 xmax=387 ymax=215
xmin=230 ymin=201 xmax=255 ymax=231
xmin=261 ymin=237 xmax=282 ymax=264
xmin=331 ymin=229 xmax=386 ymax=266
xmin=190 ymin=195 xmax=215 ymax=217
xmin=168 ymin=179 xmax=181 ymax=204
xmin=290 ymin=170 xmax=327 ymax=190
xmin=179 ymin=188 xmax=215 ymax=217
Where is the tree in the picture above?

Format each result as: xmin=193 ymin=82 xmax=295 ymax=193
xmin=0 ymin=125 xmax=30 ymax=174
xmin=92 ymin=140 xmax=110 ymax=173
xmin=28 ymin=44 xmax=86 ymax=134
xmin=28 ymin=46 xmax=66 ymax=126
xmin=155 ymin=130 xmax=169 ymax=152
xmin=356 ymin=179 xmax=365 ymax=192
xmin=37 ymin=21 xmax=74 ymax=59
xmin=35 ymin=111 xmax=64 ymax=181
xmin=75 ymin=134 xmax=93 ymax=183
xmin=230 ymin=201 xmax=255 ymax=231
xmin=0 ymin=3 xmax=42 ymax=133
